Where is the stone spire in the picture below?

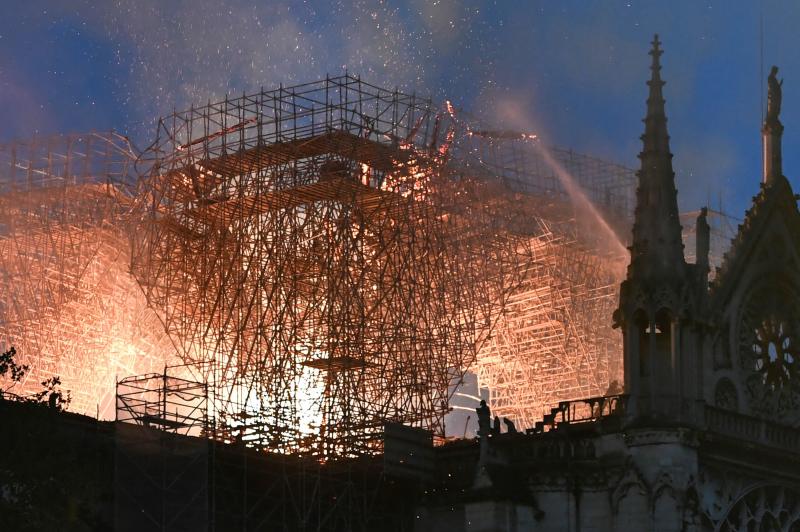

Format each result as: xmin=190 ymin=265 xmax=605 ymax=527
xmin=628 ymin=34 xmax=685 ymax=279
xmin=616 ymin=36 xmax=705 ymax=424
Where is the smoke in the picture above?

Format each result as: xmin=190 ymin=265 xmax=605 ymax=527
xmin=2 ymin=1 xmax=792 ymax=219
xmin=534 ymin=144 xmax=628 ymax=260
xmin=16 ymin=0 xmax=497 ymax=144
xmin=472 ymin=85 xmax=629 ymax=268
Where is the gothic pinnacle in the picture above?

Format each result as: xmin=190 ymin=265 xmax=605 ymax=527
xmin=629 ymin=34 xmax=685 ymax=279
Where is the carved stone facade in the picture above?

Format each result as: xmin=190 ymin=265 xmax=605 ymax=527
xmin=414 ymin=35 xmax=800 ymax=531
xmin=709 ymin=173 xmax=800 ymax=427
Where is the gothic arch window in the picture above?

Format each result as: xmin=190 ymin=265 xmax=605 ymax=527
xmin=718 ymin=485 xmax=800 ymax=531
xmin=738 ymin=279 xmax=800 ymax=421
xmin=714 ymin=378 xmax=739 ymax=411
xmin=614 ymin=482 xmax=649 ymax=531
xmin=634 ymin=309 xmax=649 ymax=377
xmin=655 ymin=308 xmax=673 ymax=372
xmin=653 ymin=484 xmax=681 ymax=532
xmin=655 ymin=308 xmax=672 ymax=335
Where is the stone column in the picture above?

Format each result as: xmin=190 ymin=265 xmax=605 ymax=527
xmin=762 ymin=120 xmax=784 ymax=184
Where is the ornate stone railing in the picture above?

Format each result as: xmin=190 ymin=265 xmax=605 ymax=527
xmin=528 ymin=394 xmax=629 ymax=433
xmin=704 ymin=405 xmax=800 ymax=452
xmin=521 ymin=397 xmax=800 ymax=452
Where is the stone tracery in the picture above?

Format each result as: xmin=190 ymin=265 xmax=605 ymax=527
xmin=739 ymin=280 xmax=800 ymax=421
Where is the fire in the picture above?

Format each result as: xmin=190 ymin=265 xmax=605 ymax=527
xmin=1 ymin=78 xmax=639 ymax=456
xmin=0 ymin=249 xmax=174 ymax=419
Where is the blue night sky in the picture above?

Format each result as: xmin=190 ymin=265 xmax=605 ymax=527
xmin=1 ymin=1 xmax=799 ymax=219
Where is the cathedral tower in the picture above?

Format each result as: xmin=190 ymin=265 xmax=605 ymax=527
xmin=615 ymin=35 xmax=709 ymax=421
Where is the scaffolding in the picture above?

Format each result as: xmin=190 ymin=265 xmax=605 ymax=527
xmin=0 ymin=78 xmax=738 ymax=444
xmin=130 ymin=75 xmax=540 ymax=457
xmin=0 ymin=132 xmax=172 ymax=416
xmin=115 ymin=364 xmax=210 ymax=530
xmin=116 ymin=363 xmax=209 ymax=435
xmin=454 ymin=135 xmax=634 ymax=429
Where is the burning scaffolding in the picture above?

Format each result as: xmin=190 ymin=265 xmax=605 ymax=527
xmin=0 ymin=133 xmax=172 ymax=416
xmin=0 ymin=75 xmax=738 ymax=455
xmin=129 ymin=76 xmax=542 ymax=455
xmin=458 ymin=138 xmax=634 ymax=429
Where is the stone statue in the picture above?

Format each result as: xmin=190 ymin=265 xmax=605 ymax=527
xmin=503 ymin=417 xmax=517 ymax=434
xmin=492 ymin=415 xmax=501 ymax=436
xmin=476 ymin=399 xmax=491 ymax=437
xmin=767 ymin=65 xmax=783 ymax=124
